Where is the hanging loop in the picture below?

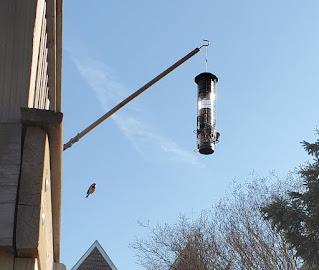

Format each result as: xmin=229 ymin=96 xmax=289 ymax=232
xmin=199 ymin=39 xmax=210 ymax=49
xmin=199 ymin=40 xmax=210 ymax=71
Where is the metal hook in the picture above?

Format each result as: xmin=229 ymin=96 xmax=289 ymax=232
xmin=199 ymin=40 xmax=210 ymax=71
xmin=199 ymin=39 xmax=210 ymax=49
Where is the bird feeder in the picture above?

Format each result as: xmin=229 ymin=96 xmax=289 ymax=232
xmin=195 ymin=72 xmax=219 ymax=155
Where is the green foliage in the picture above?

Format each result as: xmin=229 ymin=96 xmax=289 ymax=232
xmin=261 ymin=134 xmax=319 ymax=269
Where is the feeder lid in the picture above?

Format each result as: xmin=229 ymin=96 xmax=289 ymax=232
xmin=199 ymin=148 xmax=214 ymax=155
xmin=195 ymin=72 xmax=218 ymax=84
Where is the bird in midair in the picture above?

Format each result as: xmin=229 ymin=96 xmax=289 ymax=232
xmin=86 ymin=183 xmax=96 ymax=198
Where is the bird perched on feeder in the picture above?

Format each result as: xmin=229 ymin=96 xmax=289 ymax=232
xmin=86 ymin=183 xmax=96 ymax=198
xmin=216 ymin=132 xmax=220 ymax=143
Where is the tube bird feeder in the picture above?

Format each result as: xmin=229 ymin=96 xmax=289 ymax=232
xmin=195 ymin=72 xmax=219 ymax=155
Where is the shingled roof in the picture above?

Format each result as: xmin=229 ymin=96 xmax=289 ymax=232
xmin=71 ymin=240 xmax=118 ymax=270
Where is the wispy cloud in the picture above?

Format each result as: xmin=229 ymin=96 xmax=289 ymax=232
xmin=67 ymin=47 xmax=201 ymax=167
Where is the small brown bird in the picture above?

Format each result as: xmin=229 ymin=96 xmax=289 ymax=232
xmin=216 ymin=131 xmax=221 ymax=142
xmin=86 ymin=183 xmax=96 ymax=198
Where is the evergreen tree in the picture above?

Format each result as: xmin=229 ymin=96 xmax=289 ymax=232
xmin=261 ymin=134 xmax=319 ymax=269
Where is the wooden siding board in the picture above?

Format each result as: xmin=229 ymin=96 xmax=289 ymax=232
xmin=16 ymin=0 xmax=28 ymax=119
xmin=9 ymin=0 xmax=28 ymax=122
xmin=41 ymin=17 xmax=48 ymax=109
xmin=0 ymin=123 xmax=22 ymax=247
xmin=0 ymin=203 xmax=15 ymax=246
xmin=34 ymin=1 xmax=46 ymax=109
xmin=37 ymin=31 xmax=43 ymax=108
xmin=0 ymin=0 xmax=9 ymax=120
xmin=21 ymin=0 xmax=36 ymax=115
xmin=0 ymin=185 xmax=18 ymax=203
xmin=42 ymin=49 xmax=49 ymax=108
xmin=44 ymin=72 xmax=49 ymax=109
xmin=1 ymin=0 xmax=16 ymax=122
xmin=34 ymin=2 xmax=48 ymax=110
xmin=56 ymin=0 xmax=63 ymax=112
xmin=34 ymin=29 xmax=42 ymax=108
xmin=0 ymin=250 xmax=14 ymax=270
xmin=10 ymin=0 xmax=28 ymax=122
xmin=22 ymin=0 xmax=37 ymax=111
xmin=44 ymin=70 xmax=49 ymax=110
xmin=0 ymin=173 xmax=20 ymax=186
xmin=9 ymin=0 xmax=21 ymax=122
xmin=30 ymin=0 xmax=45 ymax=109
xmin=0 ymin=0 xmax=38 ymax=122
xmin=14 ymin=257 xmax=39 ymax=270
xmin=19 ymin=0 xmax=33 ymax=115
xmin=40 ymin=49 xmax=48 ymax=108
xmin=47 ymin=0 xmax=56 ymax=111
xmin=38 ymin=37 xmax=46 ymax=108
xmin=27 ymin=0 xmax=43 ymax=109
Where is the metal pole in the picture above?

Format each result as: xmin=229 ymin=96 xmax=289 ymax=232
xmin=64 ymin=47 xmax=202 ymax=151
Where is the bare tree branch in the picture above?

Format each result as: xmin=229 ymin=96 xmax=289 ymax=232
xmin=130 ymin=173 xmax=302 ymax=270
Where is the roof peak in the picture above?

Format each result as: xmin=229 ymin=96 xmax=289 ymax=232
xmin=71 ymin=240 xmax=118 ymax=270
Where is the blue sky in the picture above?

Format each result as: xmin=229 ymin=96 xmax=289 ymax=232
xmin=61 ymin=1 xmax=319 ymax=269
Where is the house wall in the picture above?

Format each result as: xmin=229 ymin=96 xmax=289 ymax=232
xmin=0 ymin=0 xmax=63 ymax=268
xmin=0 ymin=0 xmax=50 ymax=123
xmin=0 ymin=0 xmax=50 ymax=247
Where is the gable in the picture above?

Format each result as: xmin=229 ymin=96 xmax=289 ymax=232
xmin=72 ymin=241 xmax=118 ymax=270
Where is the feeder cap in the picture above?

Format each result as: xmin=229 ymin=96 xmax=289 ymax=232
xmin=199 ymin=148 xmax=214 ymax=155
xmin=195 ymin=72 xmax=218 ymax=84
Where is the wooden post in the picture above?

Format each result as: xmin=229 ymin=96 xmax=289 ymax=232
xmin=21 ymin=107 xmax=63 ymax=263
xmin=16 ymin=127 xmax=54 ymax=270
